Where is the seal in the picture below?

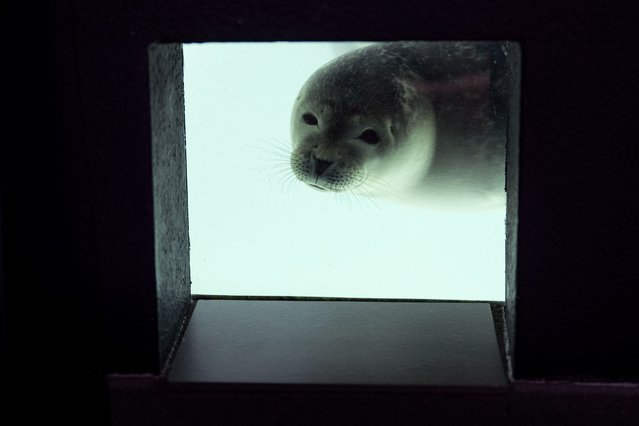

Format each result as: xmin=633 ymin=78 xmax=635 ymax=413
xmin=289 ymin=41 xmax=508 ymax=209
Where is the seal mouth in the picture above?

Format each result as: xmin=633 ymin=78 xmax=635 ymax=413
xmin=307 ymin=183 xmax=327 ymax=191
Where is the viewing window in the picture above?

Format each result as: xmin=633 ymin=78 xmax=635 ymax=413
xmin=184 ymin=42 xmax=514 ymax=301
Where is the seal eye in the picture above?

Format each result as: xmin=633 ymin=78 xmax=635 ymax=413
xmin=302 ymin=113 xmax=318 ymax=126
xmin=358 ymin=129 xmax=380 ymax=145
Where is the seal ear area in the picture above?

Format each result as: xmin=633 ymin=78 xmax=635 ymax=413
xmin=356 ymin=128 xmax=381 ymax=145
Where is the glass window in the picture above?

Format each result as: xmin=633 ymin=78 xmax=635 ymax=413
xmin=184 ymin=41 xmax=514 ymax=301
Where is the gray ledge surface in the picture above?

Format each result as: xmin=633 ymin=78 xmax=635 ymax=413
xmin=168 ymin=300 xmax=507 ymax=387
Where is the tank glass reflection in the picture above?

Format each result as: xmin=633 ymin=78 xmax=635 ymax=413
xmin=184 ymin=42 xmax=513 ymax=301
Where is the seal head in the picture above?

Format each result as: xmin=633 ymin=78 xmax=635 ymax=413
xmin=290 ymin=42 xmax=507 ymax=208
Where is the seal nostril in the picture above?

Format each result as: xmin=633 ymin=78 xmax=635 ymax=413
xmin=313 ymin=156 xmax=333 ymax=175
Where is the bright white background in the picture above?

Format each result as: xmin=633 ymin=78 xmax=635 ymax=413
xmin=184 ymin=42 xmax=505 ymax=301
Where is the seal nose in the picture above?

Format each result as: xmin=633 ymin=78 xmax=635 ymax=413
xmin=312 ymin=154 xmax=333 ymax=176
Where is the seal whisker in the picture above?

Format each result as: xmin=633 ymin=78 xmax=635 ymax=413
xmin=350 ymin=185 xmax=385 ymax=213
xmin=348 ymin=190 xmax=369 ymax=211
xmin=260 ymin=136 xmax=292 ymax=148
xmin=248 ymin=137 xmax=293 ymax=160
xmin=334 ymin=184 xmax=355 ymax=210
xmin=248 ymin=138 xmax=303 ymax=195
xmin=260 ymin=162 xmax=292 ymax=175
xmin=266 ymin=165 xmax=299 ymax=194
xmin=251 ymin=154 xmax=290 ymax=173
xmin=285 ymin=174 xmax=302 ymax=194
xmin=360 ymin=174 xmax=393 ymax=191
xmin=350 ymin=173 xmax=397 ymax=200
xmin=345 ymin=189 xmax=362 ymax=211
xmin=342 ymin=193 xmax=353 ymax=209
xmin=276 ymin=173 xmax=298 ymax=195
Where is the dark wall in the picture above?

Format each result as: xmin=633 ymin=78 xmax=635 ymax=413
xmin=3 ymin=0 xmax=637 ymax=423
xmin=4 ymin=2 xmax=109 ymax=422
